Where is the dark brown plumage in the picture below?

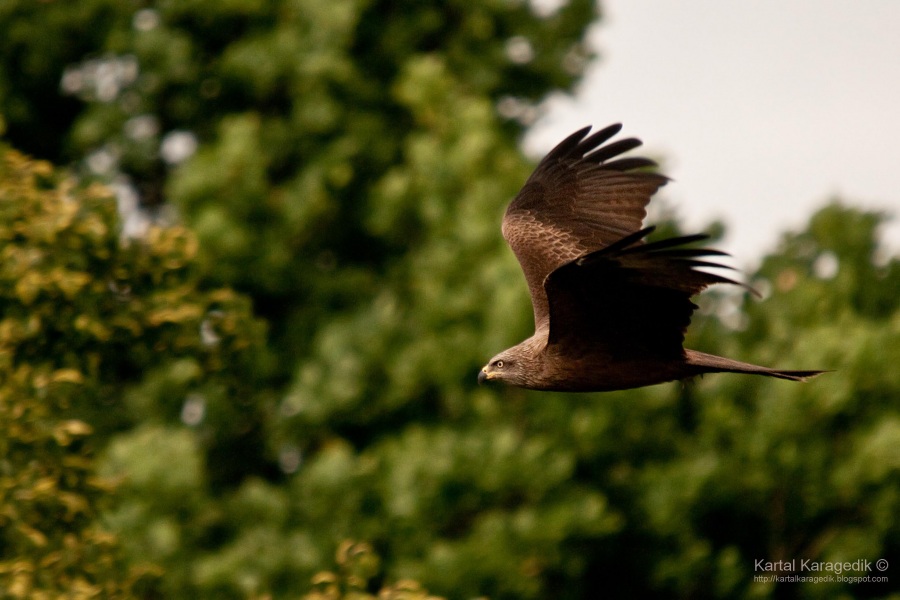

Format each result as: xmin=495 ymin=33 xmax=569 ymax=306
xmin=479 ymin=124 xmax=824 ymax=392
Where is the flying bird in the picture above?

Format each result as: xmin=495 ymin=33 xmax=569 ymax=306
xmin=479 ymin=123 xmax=824 ymax=392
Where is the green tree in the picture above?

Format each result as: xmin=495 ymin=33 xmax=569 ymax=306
xmin=605 ymin=203 xmax=900 ymax=599
xmin=3 ymin=1 xmax=606 ymax=596
xmin=0 ymin=146 xmax=265 ymax=597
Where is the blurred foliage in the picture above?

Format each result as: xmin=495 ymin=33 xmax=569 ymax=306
xmin=0 ymin=147 xmax=264 ymax=596
xmin=0 ymin=150 xmax=143 ymax=597
xmin=1 ymin=1 xmax=899 ymax=599
xmin=301 ymin=541 xmax=443 ymax=600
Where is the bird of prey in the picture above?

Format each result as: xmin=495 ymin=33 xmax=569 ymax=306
xmin=478 ymin=123 xmax=824 ymax=392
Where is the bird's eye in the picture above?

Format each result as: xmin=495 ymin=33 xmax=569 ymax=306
xmin=495 ymin=360 xmax=504 ymax=368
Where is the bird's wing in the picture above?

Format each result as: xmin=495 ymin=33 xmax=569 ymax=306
xmin=502 ymin=124 xmax=668 ymax=330
xmin=543 ymin=227 xmax=749 ymax=358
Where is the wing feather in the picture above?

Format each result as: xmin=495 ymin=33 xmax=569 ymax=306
xmin=502 ymin=124 xmax=668 ymax=329
xmin=544 ymin=229 xmax=747 ymax=357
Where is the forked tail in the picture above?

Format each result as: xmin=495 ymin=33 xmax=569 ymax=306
xmin=685 ymin=350 xmax=826 ymax=382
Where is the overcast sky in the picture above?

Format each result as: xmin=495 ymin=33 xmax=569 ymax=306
xmin=526 ymin=0 xmax=900 ymax=266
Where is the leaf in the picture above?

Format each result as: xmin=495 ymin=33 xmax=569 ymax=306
xmin=50 ymin=369 xmax=85 ymax=385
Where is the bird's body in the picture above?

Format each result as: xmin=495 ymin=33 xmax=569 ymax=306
xmin=479 ymin=124 xmax=824 ymax=391
xmin=491 ymin=335 xmax=688 ymax=392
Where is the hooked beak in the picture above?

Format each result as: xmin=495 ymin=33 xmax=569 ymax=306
xmin=477 ymin=367 xmax=490 ymax=385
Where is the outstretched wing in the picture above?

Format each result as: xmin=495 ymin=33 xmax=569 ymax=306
xmin=543 ymin=227 xmax=749 ymax=358
xmin=502 ymin=124 xmax=668 ymax=330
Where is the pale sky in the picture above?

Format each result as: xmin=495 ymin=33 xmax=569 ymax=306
xmin=527 ymin=0 xmax=900 ymax=266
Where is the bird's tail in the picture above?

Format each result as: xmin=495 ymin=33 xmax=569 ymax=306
xmin=685 ymin=350 xmax=826 ymax=382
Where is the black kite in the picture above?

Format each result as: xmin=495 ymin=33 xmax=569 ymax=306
xmin=478 ymin=124 xmax=824 ymax=392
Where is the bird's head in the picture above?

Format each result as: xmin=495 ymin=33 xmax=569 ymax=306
xmin=478 ymin=353 xmax=523 ymax=386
